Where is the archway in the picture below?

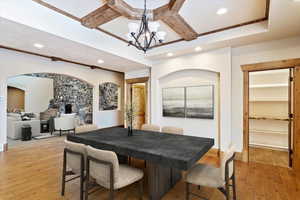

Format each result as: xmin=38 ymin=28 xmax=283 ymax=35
xmin=5 ymin=73 xmax=94 ymax=149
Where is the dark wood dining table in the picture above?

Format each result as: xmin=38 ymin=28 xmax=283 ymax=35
xmin=67 ymin=127 xmax=214 ymax=200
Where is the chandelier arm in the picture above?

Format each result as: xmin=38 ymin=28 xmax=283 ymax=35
xmin=131 ymin=32 xmax=144 ymax=50
xmin=146 ymin=32 xmax=156 ymax=49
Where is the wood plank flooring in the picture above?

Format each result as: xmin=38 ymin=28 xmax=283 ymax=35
xmin=249 ymin=147 xmax=289 ymax=167
xmin=0 ymin=137 xmax=300 ymax=200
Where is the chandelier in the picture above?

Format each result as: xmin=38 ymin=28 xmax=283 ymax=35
xmin=127 ymin=0 xmax=166 ymax=53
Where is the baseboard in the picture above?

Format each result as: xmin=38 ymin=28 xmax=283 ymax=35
xmin=0 ymin=143 xmax=8 ymax=152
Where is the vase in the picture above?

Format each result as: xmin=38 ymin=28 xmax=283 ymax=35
xmin=128 ymin=126 xmax=133 ymax=136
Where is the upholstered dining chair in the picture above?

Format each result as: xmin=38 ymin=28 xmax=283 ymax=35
xmin=75 ymin=124 xmax=98 ymax=134
xmin=61 ymin=140 xmax=86 ymax=200
xmin=85 ymin=146 xmax=144 ymax=200
xmin=185 ymin=145 xmax=237 ymax=200
xmin=141 ymin=124 xmax=160 ymax=132
xmin=161 ymin=126 xmax=184 ymax=135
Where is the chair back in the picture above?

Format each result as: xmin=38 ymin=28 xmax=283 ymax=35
xmin=61 ymin=113 xmax=76 ymax=118
xmin=86 ymin=146 xmax=119 ymax=188
xmin=64 ymin=140 xmax=86 ymax=174
xmin=141 ymin=124 xmax=160 ymax=132
xmin=221 ymin=145 xmax=236 ymax=181
xmin=55 ymin=117 xmax=75 ymax=131
xmin=75 ymin=124 xmax=98 ymax=134
xmin=161 ymin=126 xmax=184 ymax=135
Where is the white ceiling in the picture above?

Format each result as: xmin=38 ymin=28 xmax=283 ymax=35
xmin=43 ymin=0 xmax=105 ymax=18
xmin=0 ymin=17 xmax=147 ymax=72
xmin=179 ymin=0 xmax=266 ymax=34
xmin=41 ymin=0 xmax=268 ymax=44
xmin=0 ymin=0 xmax=300 ymax=72
xmin=124 ymin=0 xmax=170 ymax=9
xmin=146 ymin=0 xmax=300 ymax=59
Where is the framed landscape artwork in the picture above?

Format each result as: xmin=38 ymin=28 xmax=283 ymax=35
xmin=186 ymin=86 xmax=214 ymax=119
xmin=162 ymin=85 xmax=214 ymax=119
xmin=162 ymin=87 xmax=185 ymax=118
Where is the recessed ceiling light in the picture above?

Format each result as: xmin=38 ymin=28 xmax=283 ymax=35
xmin=167 ymin=53 xmax=173 ymax=57
xmin=33 ymin=43 xmax=44 ymax=49
xmin=97 ymin=59 xmax=104 ymax=64
xmin=217 ymin=8 xmax=228 ymax=15
xmin=195 ymin=47 xmax=202 ymax=52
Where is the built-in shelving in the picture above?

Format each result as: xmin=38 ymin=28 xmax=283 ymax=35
xmin=250 ymin=97 xmax=288 ymax=102
xmin=250 ymin=83 xmax=288 ymax=88
xmin=250 ymin=129 xmax=288 ymax=135
xmin=249 ymin=70 xmax=289 ymax=150
xmin=249 ymin=116 xmax=289 ymax=121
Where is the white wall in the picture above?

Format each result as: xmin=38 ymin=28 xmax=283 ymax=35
xmin=150 ymin=36 xmax=300 ymax=153
xmin=151 ymin=48 xmax=231 ymax=151
xmin=231 ymin=36 xmax=300 ymax=152
xmin=7 ymin=75 xmax=54 ymax=114
xmin=0 ymin=49 xmax=124 ymax=150
xmin=125 ymin=69 xmax=150 ymax=79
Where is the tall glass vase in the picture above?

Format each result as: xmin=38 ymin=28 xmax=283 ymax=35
xmin=128 ymin=126 xmax=133 ymax=136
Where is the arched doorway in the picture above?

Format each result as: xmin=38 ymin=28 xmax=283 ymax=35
xmin=5 ymin=73 xmax=94 ymax=148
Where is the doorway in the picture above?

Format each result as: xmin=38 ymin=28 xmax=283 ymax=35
xmin=241 ymin=58 xmax=300 ymax=172
xmin=248 ymin=69 xmax=293 ymax=167
xmin=125 ymin=77 xmax=149 ymax=129
xmin=7 ymin=86 xmax=25 ymax=112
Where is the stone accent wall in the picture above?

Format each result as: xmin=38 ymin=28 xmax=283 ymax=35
xmin=26 ymin=73 xmax=93 ymax=124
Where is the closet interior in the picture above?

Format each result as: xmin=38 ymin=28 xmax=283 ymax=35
xmin=249 ymin=69 xmax=292 ymax=167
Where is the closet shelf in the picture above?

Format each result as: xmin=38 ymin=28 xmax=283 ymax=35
xmin=249 ymin=116 xmax=289 ymax=121
xmin=250 ymin=97 xmax=288 ymax=102
xmin=249 ymin=143 xmax=288 ymax=150
xmin=250 ymin=129 xmax=288 ymax=135
xmin=249 ymin=83 xmax=288 ymax=88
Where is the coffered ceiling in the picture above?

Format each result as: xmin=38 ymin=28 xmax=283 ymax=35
xmin=1 ymin=0 xmax=300 ymax=72
xmin=34 ymin=0 xmax=269 ymax=46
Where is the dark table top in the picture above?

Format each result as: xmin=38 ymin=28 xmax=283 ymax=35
xmin=67 ymin=127 xmax=214 ymax=170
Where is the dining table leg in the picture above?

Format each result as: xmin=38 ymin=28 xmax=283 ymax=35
xmin=147 ymin=162 xmax=182 ymax=200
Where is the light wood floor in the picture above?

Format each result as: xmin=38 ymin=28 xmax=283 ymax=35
xmin=249 ymin=147 xmax=289 ymax=167
xmin=1 ymin=137 xmax=300 ymax=200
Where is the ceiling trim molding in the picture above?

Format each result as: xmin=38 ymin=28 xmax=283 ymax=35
xmin=0 ymin=44 xmax=124 ymax=74
xmin=32 ymin=0 xmax=271 ymax=49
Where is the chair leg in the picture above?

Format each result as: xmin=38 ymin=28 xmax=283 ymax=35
xmin=198 ymin=185 xmax=201 ymax=190
xmin=85 ymin=161 xmax=90 ymax=200
xmin=225 ymin=181 xmax=230 ymax=200
xmin=139 ymin=179 xmax=143 ymax=200
xmin=232 ymin=175 xmax=237 ymax=200
xmin=61 ymin=150 xmax=66 ymax=196
xmin=80 ymin=172 xmax=84 ymax=200
xmin=185 ymin=183 xmax=190 ymax=200
xmin=109 ymin=188 xmax=114 ymax=200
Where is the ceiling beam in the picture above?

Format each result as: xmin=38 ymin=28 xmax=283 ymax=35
xmin=107 ymin=0 xmax=153 ymax=20
xmin=161 ymin=13 xmax=198 ymax=41
xmin=81 ymin=4 xmax=121 ymax=28
xmin=169 ymin=0 xmax=186 ymax=12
